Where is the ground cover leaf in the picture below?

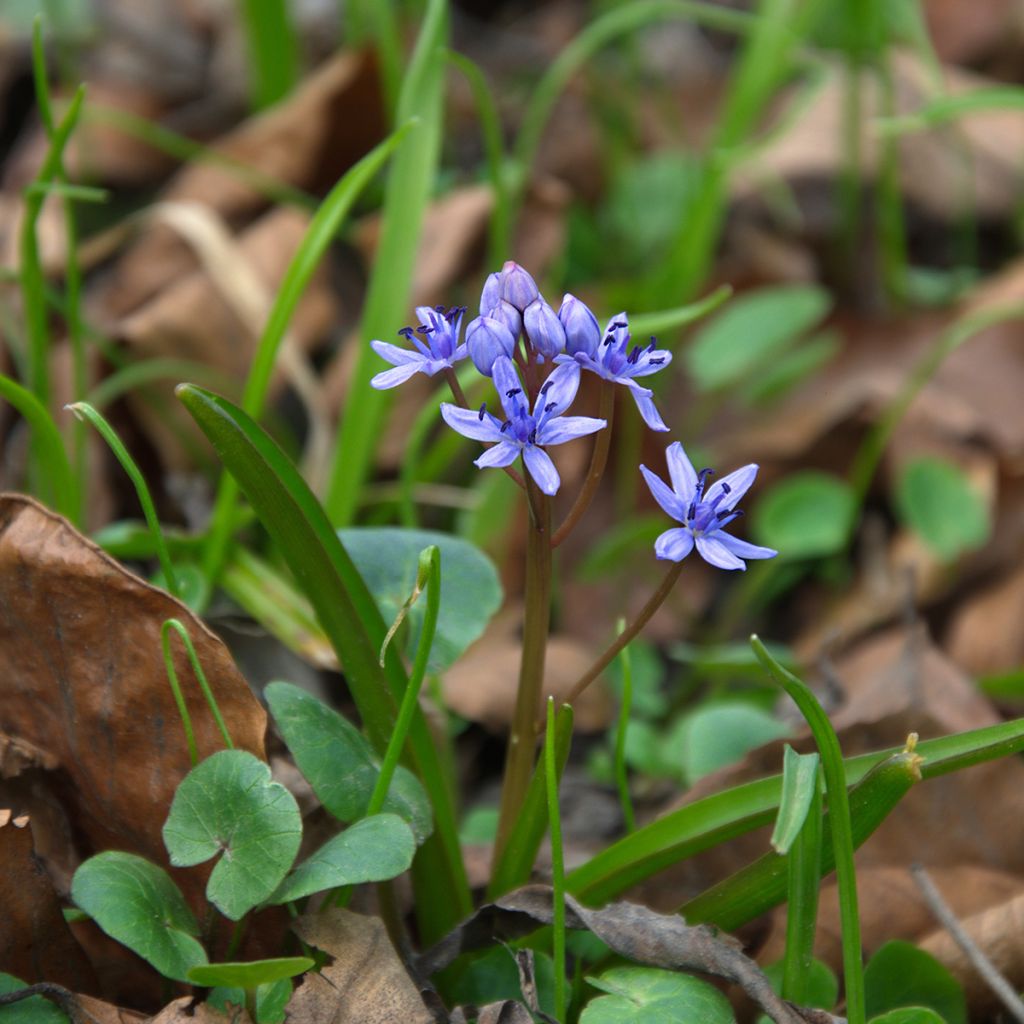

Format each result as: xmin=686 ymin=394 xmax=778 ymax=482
xmin=580 ymin=965 xmax=734 ymax=1023
xmin=269 ymin=813 xmax=415 ymax=903
xmin=70 ymin=851 xmax=207 ymax=982
xmin=338 ymin=526 xmax=501 ymax=671
xmin=187 ymin=958 xmax=313 ymax=989
xmin=0 ymin=975 xmax=68 ymax=1024
xmin=864 ymin=940 xmax=967 ymax=1024
xmin=162 ymin=749 xmax=302 ymax=919
xmin=264 ymin=681 xmax=432 ymax=843
xmin=752 ymin=472 xmax=854 ymax=559
xmin=0 ymin=495 xmax=266 ymax=870
xmin=287 ymin=909 xmax=433 ymax=1024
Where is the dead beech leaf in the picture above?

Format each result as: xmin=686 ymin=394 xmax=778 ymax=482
xmin=0 ymin=495 xmax=266 ymax=867
xmin=477 ymin=1003 xmax=535 ymax=1024
xmin=946 ymin=562 xmax=1024 ymax=678
xmin=918 ymin=887 xmax=1024 ymax=1019
xmin=0 ymin=812 xmax=95 ymax=990
xmin=420 ymin=884 xmax=812 ymax=1024
xmin=148 ymin=996 xmax=252 ymax=1023
xmin=287 ymin=909 xmax=433 ymax=1024
xmin=924 ymin=0 xmax=1021 ymax=63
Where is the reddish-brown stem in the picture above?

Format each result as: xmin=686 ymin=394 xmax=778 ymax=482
xmin=552 ymin=381 xmax=615 ymax=547
xmin=493 ymin=481 xmax=553 ymax=863
xmin=556 ymin=561 xmax=684 ymax=718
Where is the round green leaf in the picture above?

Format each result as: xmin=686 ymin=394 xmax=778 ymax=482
xmin=864 ymin=941 xmax=966 ymax=1024
xmin=895 ymin=456 xmax=990 ymax=561
xmin=70 ymin=852 xmax=207 ymax=982
xmin=269 ymin=814 xmax=416 ymax=904
xmin=188 ymin=957 xmax=314 ymax=990
xmin=265 ymin=682 xmax=432 ymax=843
xmin=761 ymin=957 xmax=838 ymax=1011
xmin=162 ymin=750 xmax=302 ymax=920
xmin=685 ymin=285 xmax=831 ymax=392
xmin=752 ymin=471 xmax=854 ymax=558
xmin=666 ymin=702 xmax=792 ymax=785
xmin=447 ymin=947 xmax=557 ymax=1016
xmin=870 ymin=1010 xmax=947 ymax=1024
xmin=337 ymin=527 xmax=502 ymax=671
xmin=581 ymin=966 xmax=735 ymax=1023
xmin=0 ymin=973 xmax=69 ymax=1024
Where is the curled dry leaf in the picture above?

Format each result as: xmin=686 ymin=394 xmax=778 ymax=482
xmin=0 ymin=811 xmax=95 ymax=991
xmin=287 ymin=909 xmax=434 ymax=1024
xmin=419 ymin=884 xmax=815 ymax=1024
xmin=147 ymin=995 xmax=252 ymax=1023
xmin=0 ymin=495 xmax=266 ymax=867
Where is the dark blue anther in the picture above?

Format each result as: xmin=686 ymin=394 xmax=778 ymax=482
xmin=478 ymin=403 xmax=487 ymax=421
xmin=649 ymin=357 xmax=665 ymax=366
xmin=544 ymin=401 xmax=556 ymax=413
xmin=603 ymin=334 xmax=615 ymax=347
xmin=611 ymin=321 xmax=628 ymax=330
xmin=500 ymin=421 xmax=511 ymax=433
xmin=539 ymin=381 xmax=553 ymax=395
xmin=528 ymin=429 xmax=537 ymax=445
xmin=398 ymin=326 xmax=415 ymax=339
xmin=722 ymin=482 xmax=731 ymax=494
xmin=506 ymin=387 xmax=522 ymax=398
xmin=627 ymin=346 xmax=641 ymax=364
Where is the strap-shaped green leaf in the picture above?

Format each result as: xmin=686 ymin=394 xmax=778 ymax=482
xmin=162 ymin=750 xmax=301 ymax=920
xmin=188 ymin=958 xmax=313 ymax=990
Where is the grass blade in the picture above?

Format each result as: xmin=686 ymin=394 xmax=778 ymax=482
xmin=237 ymin=0 xmax=300 ymax=110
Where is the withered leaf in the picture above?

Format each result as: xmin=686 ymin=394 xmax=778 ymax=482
xmin=287 ymin=909 xmax=434 ymax=1024
xmin=0 ymin=495 xmax=266 ymax=867
xmin=0 ymin=812 xmax=95 ymax=991
xmin=419 ymin=885 xmax=814 ymax=1024
xmin=147 ymin=995 xmax=252 ymax=1022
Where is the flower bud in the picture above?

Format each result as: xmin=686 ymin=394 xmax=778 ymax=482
xmin=499 ymin=261 xmax=539 ymax=312
xmin=466 ymin=315 xmax=516 ymax=376
xmin=485 ymin=299 xmax=522 ymax=340
xmin=479 ymin=272 xmax=501 ymax=315
xmin=559 ymin=294 xmax=600 ymax=357
xmin=524 ymin=298 xmax=566 ymax=362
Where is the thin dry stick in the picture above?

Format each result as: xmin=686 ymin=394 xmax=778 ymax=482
xmin=911 ymin=863 xmax=1024 ymax=1024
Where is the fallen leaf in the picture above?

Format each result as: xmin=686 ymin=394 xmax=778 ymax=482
xmin=0 ymin=495 xmax=267 ymax=868
xmin=946 ymin=562 xmax=1024 ymax=678
xmin=0 ymin=811 xmax=96 ymax=991
xmin=287 ymin=909 xmax=433 ymax=1024
xmin=147 ymin=995 xmax=252 ymax=1022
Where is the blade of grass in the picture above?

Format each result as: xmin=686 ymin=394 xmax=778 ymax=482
xmin=67 ymin=401 xmax=180 ymax=599
xmin=878 ymin=86 xmax=1024 ymax=134
xmin=177 ymin=384 xmax=470 ymax=939
xmin=325 ymin=0 xmax=448 ymax=527
xmin=199 ymin=123 xmax=413 ymax=589
xmin=237 ymin=0 xmax=300 ymax=110
xmin=0 ymin=373 xmax=75 ymax=520
xmin=87 ymin=357 xmax=239 ymax=410
xmin=346 ymin=0 xmax=401 ymax=114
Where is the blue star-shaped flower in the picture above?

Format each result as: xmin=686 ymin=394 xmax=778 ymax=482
xmin=640 ymin=442 xmax=778 ymax=570
xmin=440 ymin=356 xmax=606 ymax=495
xmin=556 ymin=304 xmax=672 ymax=431
xmin=370 ymin=305 xmax=468 ymax=389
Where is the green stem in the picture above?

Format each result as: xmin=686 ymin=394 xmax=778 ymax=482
xmin=552 ymin=381 xmax=614 ymax=547
xmin=612 ymin=620 xmax=637 ymax=835
xmin=561 ymin=561 xmax=683 ymax=712
xmin=494 ymin=482 xmax=553 ymax=861
xmin=751 ymin=636 xmax=864 ymax=1024
xmin=781 ymin=769 xmax=822 ymax=1002
xmin=545 ymin=699 xmax=568 ymax=1022
xmin=68 ymin=402 xmax=180 ymax=598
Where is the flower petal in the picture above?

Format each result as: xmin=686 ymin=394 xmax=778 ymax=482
xmin=370 ymin=340 xmax=423 ymax=366
xmin=654 ymin=527 xmax=695 ymax=562
xmin=536 ymin=362 xmax=581 ymax=419
xmin=629 ymin=348 xmax=673 ymax=377
xmin=537 ymin=415 xmax=606 ymax=446
xmin=665 ymin=442 xmax=698 ymax=505
xmin=491 ymin=356 xmax=527 ymax=419
xmin=626 ymin=386 xmax=669 ymax=431
xmin=475 ymin=442 xmax=521 ymax=469
xmin=715 ymin=532 xmax=778 ymax=561
xmin=639 ymin=464 xmax=687 ymax=521
xmin=695 ymin=535 xmax=746 ymax=570
xmin=523 ymin=445 xmax=561 ymax=495
xmin=440 ymin=403 xmax=504 ymax=442
xmin=371 ymin=362 xmax=424 ymax=389
xmin=705 ymin=463 xmax=759 ymax=511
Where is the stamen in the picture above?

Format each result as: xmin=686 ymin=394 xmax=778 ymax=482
xmin=627 ymin=346 xmax=641 ymax=364
xmin=478 ymin=403 xmax=487 ymax=421
xmin=603 ymin=334 xmax=615 ymax=347
xmin=539 ymin=381 xmax=553 ymax=395
xmin=611 ymin=320 xmax=628 ymax=330
xmin=418 ymin=324 xmax=434 ymax=334
xmin=435 ymin=304 xmax=446 ymax=313
xmin=544 ymin=401 xmax=556 ymax=413
xmin=528 ymin=429 xmax=537 ymax=445
xmin=647 ymin=339 xmax=657 ymax=353
xmin=500 ymin=421 xmax=511 ymax=433
xmin=722 ymin=482 xmax=731 ymax=494
xmin=398 ymin=326 xmax=415 ymax=339
xmin=648 ymin=357 xmax=665 ymax=366
xmin=506 ymin=387 xmax=522 ymax=398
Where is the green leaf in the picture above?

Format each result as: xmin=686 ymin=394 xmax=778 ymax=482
xmin=270 ymin=814 xmax=415 ymax=903
xmin=162 ymin=750 xmax=302 ymax=919
xmin=753 ymin=471 xmax=855 ymax=558
xmin=864 ymin=941 xmax=966 ymax=1024
xmin=895 ymin=457 xmax=990 ymax=561
xmin=459 ymin=806 xmax=500 ymax=844
xmin=761 ymin=958 xmax=838 ymax=1012
xmin=70 ymin=852 xmax=207 ymax=982
xmin=685 ymin=285 xmax=831 ymax=392
xmin=188 ymin=958 xmax=313 ymax=990
xmin=255 ymin=979 xmax=293 ymax=1023
xmin=446 ymin=946 xmax=556 ymax=1015
xmin=666 ymin=702 xmax=791 ymax=785
xmin=338 ymin=527 xmax=501 ymax=671
xmin=265 ymin=681 xmax=432 ymax=843
xmin=581 ymin=966 xmax=735 ymax=1023
xmin=0 ymin=973 xmax=69 ymax=1023
xmin=869 ymin=1010 xmax=948 ymax=1024
xmin=771 ymin=747 xmax=820 ymax=854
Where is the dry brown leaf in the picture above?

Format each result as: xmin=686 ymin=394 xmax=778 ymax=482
xmin=946 ymin=562 xmax=1024 ymax=679
xmin=287 ymin=909 xmax=433 ymax=1024
xmin=0 ymin=495 xmax=266 ymax=868
xmin=147 ymin=996 xmax=252 ymax=1023
xmin=0 ymin=812 xmax=95 ymax=990
xmin=477 ymin=1002 xmax=535 ymax=1024
xmin=923 ymin=0 xmax=1023 ymax=63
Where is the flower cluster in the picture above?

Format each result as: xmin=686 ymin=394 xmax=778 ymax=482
xmin=369 ymin=261 xmax=776 ymax=569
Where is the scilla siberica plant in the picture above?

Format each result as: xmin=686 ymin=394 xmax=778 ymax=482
xmin=371 ymin=261 xmax=777 ymax=851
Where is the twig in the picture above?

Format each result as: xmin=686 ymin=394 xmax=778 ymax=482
xmin=0 ymin=984 xmax=101 ymax=1024
xmin=911 ymin=863 xmax=1024 ymax=1024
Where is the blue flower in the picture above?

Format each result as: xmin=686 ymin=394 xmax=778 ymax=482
xmin=556 ymin=305 xmax=672 ymax=432
xmin=440 ymin=356 xmax=606 ymax=495
xmin=466 ymin=315 xmax=517 ymax=376
xmin=640 ymin=442 xmax=778 ymax=570
xmin=370 ymin=305 xmax=468 ymax=389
